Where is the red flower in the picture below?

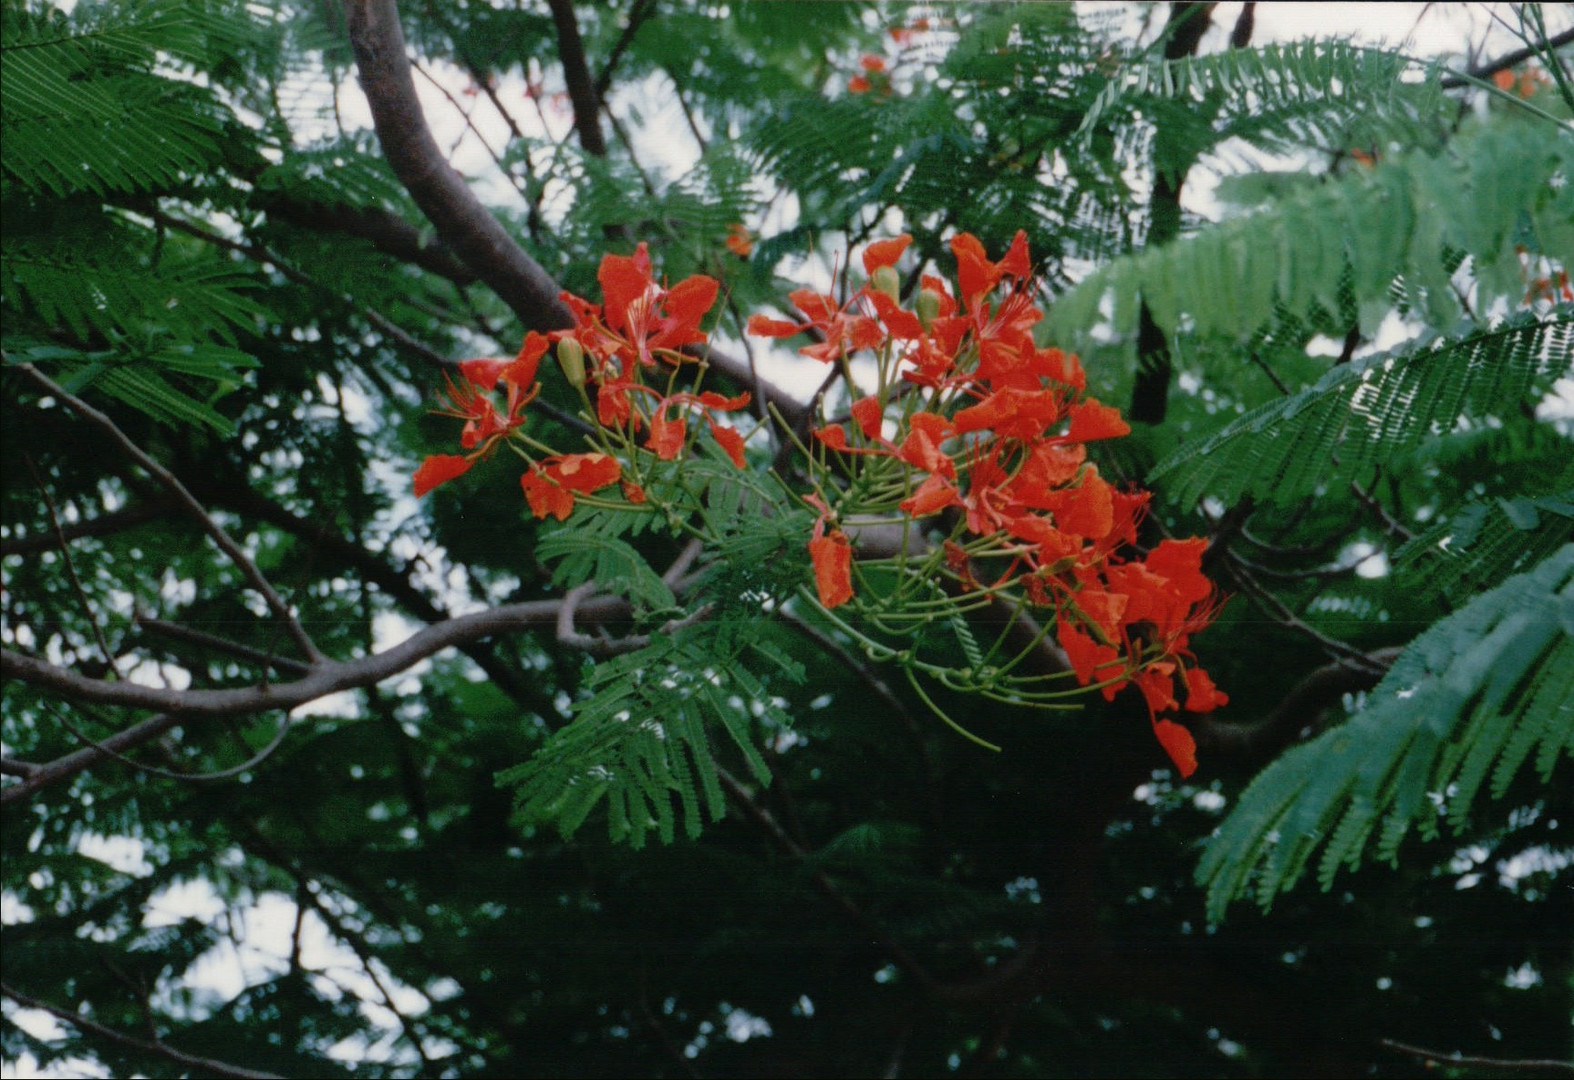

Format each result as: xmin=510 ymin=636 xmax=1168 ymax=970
xmin=807 ymin=495 xmax=855 ymax=608
xmin=862 ymin=233 xmax=911 ymax=275
xmin=810 ymin=531 xmax=855 ymax=608
xmin=747 ymin=289 xmax=883 ymax=363
xmin=1153 ymin=719 xmax=1198 ymax=778
xmin=414 ymin=454 xmax=474 ymax=498
xmin=647 ymin=409 xmax=687 ymax=459
xmin=725 ymin=223 xmax=753 ymax=258
xmin=1183 ymin=666 xmax=1229 ymax=713
xmin=1064 ymin=399 xmax=1131 ymax=443
xmin=520 ymin=453 xmax=623 ymax=521
xmin=577 ymin=244 xmax=719 ymax=371
xmin=952 ymin=230 xmax=1031 ymax=308
xmin=707 ymin=419 xmax=748 ymax=467
xmin=900 ymin=473 xmax=962 ymax=518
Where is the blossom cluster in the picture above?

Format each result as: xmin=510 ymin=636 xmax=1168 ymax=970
xmin=413 ymin=232 xmax=1226 ymax=777
xmin=413 ymin=244 xmax=750 ymax=522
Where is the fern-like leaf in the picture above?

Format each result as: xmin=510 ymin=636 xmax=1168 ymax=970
xmin=498 ymin=629 xmax=794 ymax=847
xmin=1148 ymin=316 xmax=1573 ymax=508
xmin=1197 ymin=545 xmax=1574 ymax=922
xmin=1049 ymin=124 xmax=1574 ymax=346
xmin=535 ymin=530 xmax=676 ymax=613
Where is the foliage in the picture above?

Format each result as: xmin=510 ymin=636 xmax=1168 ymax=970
xmin=3 ymin=2 xmax=1571 ymax=1078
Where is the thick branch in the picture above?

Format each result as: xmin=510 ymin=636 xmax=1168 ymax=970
xmin=2 ymin=592 xmax=633 ymax=719
xmin=342 ymin=0 xmax=803 ymax=425
xmin=256 ymin=195 xmax=478 ymax=285
xmin=0 ymin=982 xmax=283 ymax=1080
xmin=547 ymin=0 xmax=608 ymax=156
xmin=344 ymin=0 xmax=575 ymax=331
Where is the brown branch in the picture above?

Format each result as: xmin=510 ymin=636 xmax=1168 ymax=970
xmin=1439 ymin=25 xmax=1574 ymax=88
xmin=1 ymin=713 xmax=181 ymax=805
xmin=341 ymin=0 xmax=802 ymax=426
xmin=594 ymin=0 xmax=658 ymax=102
xmin=26 ymin=454 xmax=120 ymax=678
xmin=14 ymin=363 xmax=323 ymax=664
xmin=0 ymin=982 xmax=284 ymax=1080
xmin=42 ymin=703 xmax=292 ymax=786
xmin=182 ymin=480 xmax=563 ymax=714
xmin=548 ymin=0 xmax=607 ymax=156
xmin=345 ymin=0 xmax=575 ymax=331
xmin=2 ymin=591 xmax=635 ymax=719
xmin=1193 ymin=647 xmax=1401 ymax=760
xmin=136 ymin=616 xmax=313 ymax=678
xmin=1222 ymin=553 xmax=1389 ymax=674
xmin=256 ymin=195 xmax=477 ymax=285
xmin=1379 ymin=1037 xmax=1574 ymax=1077
xmin=0 ymin=494 xmax=178 ymax=556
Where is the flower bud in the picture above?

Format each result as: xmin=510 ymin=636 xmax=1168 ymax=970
xmin=871 ymin=265 xmax=901 ymax=303
xmin=914 ymin=288 xmax=941 ymax=328
xmin=556 ymin=338 xmax=586 ymax=388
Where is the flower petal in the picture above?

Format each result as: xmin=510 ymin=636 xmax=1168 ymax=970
xmin=413 ymin=454 xmax=474 ymax=497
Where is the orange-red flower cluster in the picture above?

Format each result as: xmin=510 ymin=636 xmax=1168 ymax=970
xmin=412 ymin=245 xmax=747 ymax=521
xmin=751 ymin=230 xmax=1226 ymax=776
xmin=414 ymin=234 xmax=1226 ymax=777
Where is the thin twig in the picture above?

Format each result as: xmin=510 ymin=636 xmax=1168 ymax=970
xmin=0 ymin=494 xmax=178 ymax=556
xmin=25 ymin=454 xmax=120 ymax=678
xmin=136 ymin=616 xmax=313 ymax=677
xmin=1223 ymin=554 xmax=1390 ymax=675
xmin=45 ymin=703 xmax=292 ymax=784
xmin=1379 ymin=1037 xmax=1574 ymax=1077
xmin=1439 ymin=25 xmax=1574 ymax=87
xmin=13 ymin=363 xmax=323 ymax=664
xmin=1350 ymin=478 xmax=1415 ymax=542
xmin=0 ymin=982 xmax=284 ymax=1080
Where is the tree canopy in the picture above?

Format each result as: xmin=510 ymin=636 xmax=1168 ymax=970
xmin=2 ymin=2 xmax=1572 ymax=1077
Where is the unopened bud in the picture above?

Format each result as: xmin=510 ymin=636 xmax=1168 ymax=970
xmin=914 ymin=288 xmax=941 ymax=328
xmin=871 ymin=265 xmax=901 ymax=302
xmin=557 ymin=338 xmax=586 ymax=388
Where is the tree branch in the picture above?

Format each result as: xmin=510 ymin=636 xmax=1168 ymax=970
xmin=345 ymin=0 xmax=575 ymax=331
xmin=1193 ymin=647 xmax=1401 ymax=760
xmin=548 ymin=0 xmax=608 ymax=156
xmin=0 ymin=982 xmax=284 ymax=1080
xmin=0 ymin=494 xmax=178 ymax=556
xmin=1 ymin=713 xmax=181 ymax=804
xmin=13 ymin=363 xmax=323 ymax=664
xmin=2 ymin=592 xmax=635 ymax=719
xmin=256 ymin=195 xmax=478 ymax=285
xmin=341 ymin=0 xmax=803 ymax=425
xmin=1439 ymin=25 xmax=1574 ymax=88
xmin=1379 ymin=1037 xmax=1574 ymax=1077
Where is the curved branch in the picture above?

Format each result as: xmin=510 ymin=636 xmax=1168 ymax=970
xmin=0 ymin=982 xmax=284 ymax=1080
xmin=342 ymin=0 xmax=804 ymax=425
xmin=256 ymin=195 xmax=478 ymax=286
xmin=344 ymin=0 xmax=575 ymax=331
xmin=1 ymin=713 xmax=180 ymax=805
xmin=3 ymin=592 xmax=634 ymax=719
xmin=0 ymin=494 xmax=178 ymax=556
xmin=1192 ymin=647 xmax=1402 ymax=761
